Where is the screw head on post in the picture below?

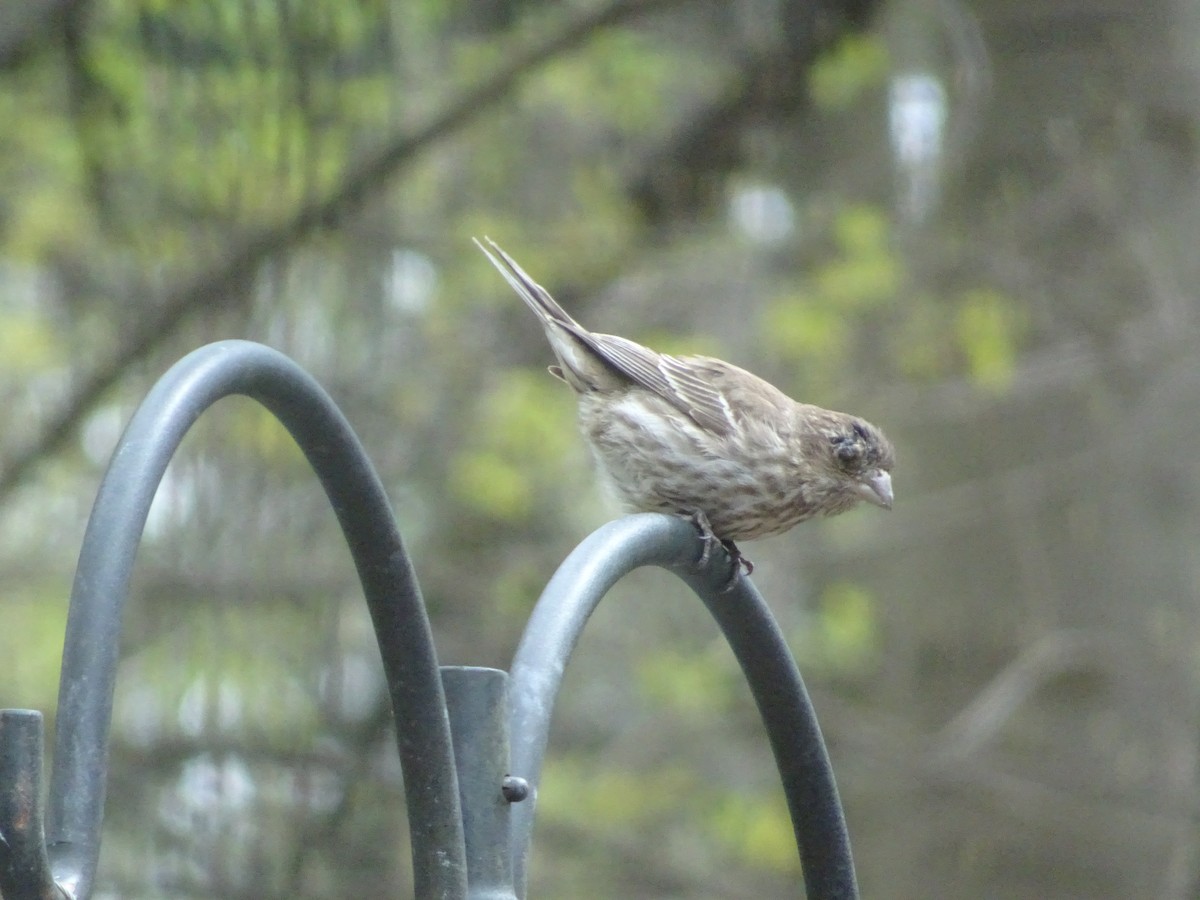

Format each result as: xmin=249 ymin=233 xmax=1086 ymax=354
xmin=501 ymin=775 xmax=529 ymax=803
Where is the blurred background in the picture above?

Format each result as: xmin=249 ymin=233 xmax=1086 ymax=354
xmin=1 ymin=0 xmax=1197 ymax=897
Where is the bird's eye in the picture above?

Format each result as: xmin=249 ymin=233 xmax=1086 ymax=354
xmin=836 ymin=442 xmax=861 ymax=463
xmin=852 ymin=421 xmax=869 ymax=441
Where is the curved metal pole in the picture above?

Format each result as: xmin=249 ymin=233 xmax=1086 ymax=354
xmin=38 ymin=340 xmax=466 ymax=899
xmin=508 ymin=513 xmax=858 ymax=900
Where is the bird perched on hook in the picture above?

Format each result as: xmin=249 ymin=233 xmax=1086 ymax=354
xmin=475 ymin=238 xmax=894 ymax=584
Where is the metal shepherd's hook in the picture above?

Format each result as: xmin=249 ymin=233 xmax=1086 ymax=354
xmin=0 ymin=340 xmax=859 ymax=900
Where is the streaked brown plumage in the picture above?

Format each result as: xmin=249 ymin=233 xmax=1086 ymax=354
xmin=475 ymin=237 xmax=894 ymax=577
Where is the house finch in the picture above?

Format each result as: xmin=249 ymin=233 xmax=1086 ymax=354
xmin=475 ymin=238 xmax=894 ymax=580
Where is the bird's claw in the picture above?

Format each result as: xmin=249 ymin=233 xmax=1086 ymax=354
xmin=686 ymin=511 xmax=752 ymax=592
xmin=718 ymin=540 xmax=754 ymax=593
xmin=689 ymin=510 xmax=720 ymax=567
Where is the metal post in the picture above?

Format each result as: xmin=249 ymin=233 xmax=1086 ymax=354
xmin=443 ymin=667 xmax=519 ymax=900
xmin=0 ymin=710 xmax=68 ymax=900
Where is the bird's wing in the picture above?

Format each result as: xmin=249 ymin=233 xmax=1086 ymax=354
xmin=476 ymin=236 xmax=745 ymax=436
xmin=586 ymin=335 xmax=734 ymax=435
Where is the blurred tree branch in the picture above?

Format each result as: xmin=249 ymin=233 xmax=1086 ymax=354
xmin=0 ymin=0 xmax=86 ymax=71
xmin=630 ymin=0 xmax=881 ymax=224
xmin=0 ymin=0 xmax=683 ymax=502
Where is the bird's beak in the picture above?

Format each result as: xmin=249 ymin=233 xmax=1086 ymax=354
xmin=856 ymin=469 xmax=893 ymax=510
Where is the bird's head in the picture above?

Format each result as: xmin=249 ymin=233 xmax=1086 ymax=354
xmin=823 ymin=417 xmax=894 ymax=511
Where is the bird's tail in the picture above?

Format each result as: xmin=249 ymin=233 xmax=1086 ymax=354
xmin=476 ymin=237 xmax=613 ymax=391
xmin=473 ymin=237 xmax=579 ymax=331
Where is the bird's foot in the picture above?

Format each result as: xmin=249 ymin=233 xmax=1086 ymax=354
xmin=719 ymin=539 xmax=754 ymax=592
xmin=686 ymin=511 xmax=753 ymax=591
xmin=724 ymin=540 xmax=754 ymax=577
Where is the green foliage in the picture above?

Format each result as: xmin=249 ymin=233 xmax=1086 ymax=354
xmin=792 ymin=581 xmax=879 ymax=676
xmin=449 ymin=368 xmax=577 ymax=521
xmin=0 ymin=588 xmax=69 ymax=710
xmin=809 ymin=34 xmax=889 ymax=111
xmin=891 ymin=289 xmax=950 ymax=380
xmin=890 ymin=285 xmax=1027 ymax=389
xmin=762 ymin=299 xmax=851 ymax=371
xmin=761 ymin=204 xmax=899 ymax=389
xmin=763 ymin=203 xmax=1028 ymax=393
xmin=5 ymin=0 xmax=402 ymax=265
xmin=810 ymin=256 xmax=897 ymax=315
xmin=0 ymin=72 xmax=89 ymax=259
xmin=706 ymin=791 xmax=800 ymax=873
xmin=116 ymin=600 xmax=331 ymax=741
xmin=820 ymin=206 xmax=901 ymax=308
xmin=477 ymin=367 xmax=577 ymax=463
xmin=634 ymin=645 xmax=738 ymax=717
xmin=0 ymin=310 xmax=66 ymax=372
xmin=530 ymin=29 xmax=725 ymax=135
xmin=954 ymin=287 xmax=1027 ymax=390
xmin=539 ymin=755 xmax=701 ymax=830
xmin=561 ymin=164 xmax=640 ymax=251
xmin=779 ymin=203 xmax=900 ymax=314
xmin=492 ymin=557 xmax=549 ymax=618
xmin=450 ymin=449 xmax=534 ymax=520
xmin=540 ymin=755 xmax=800 ymax=875
xmin=214 ymin=402 xmax=309 ymax=470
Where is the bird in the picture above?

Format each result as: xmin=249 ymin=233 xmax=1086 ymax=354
xmin=475 ymin=237 xmax=894 ymax=583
